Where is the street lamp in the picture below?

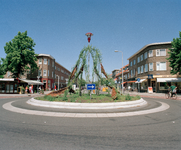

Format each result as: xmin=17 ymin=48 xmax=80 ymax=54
xmin=56 ymin=75 xmax=59 ymax=90
xmin=114 ymin=50 xmax=124 ymax=95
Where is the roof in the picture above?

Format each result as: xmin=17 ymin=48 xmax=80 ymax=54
xmin=115 ymin=69 xmax=129 ymax=77
xmin=127 ymin=42 xmax=171 ymax=60
xmin=38 ymin=54 xmax=55 ymax=59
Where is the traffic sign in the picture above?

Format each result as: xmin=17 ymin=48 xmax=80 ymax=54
xmin=87 ymin=84 xmax=96 ymax=90
xmin=137 ymin=78 xmax=141 ymax=82
xmin=148 ymin=74 xmax=153 ymax=79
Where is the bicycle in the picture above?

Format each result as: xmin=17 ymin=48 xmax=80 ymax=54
xmin=165 ymin=90 xmax=177 ymax=100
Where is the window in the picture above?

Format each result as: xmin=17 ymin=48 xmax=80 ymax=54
xmin=39 ymin=58 xmax=42 ymax=64
xmin=124 ymin=74 xmax=127 ymax=80
xmin=130 ymin=61 xmax=132 ymax=66
xmin=137 ymin=56 xmax=140 ymax=63
xmin=149 ymin=63 xmax=153 ymax=71
xmin=144 ymin=52 xmax=147 ymax=59
xmin=149 ymin=50 xmax=153 ymax=57
xmin=141 ymin=65 xmax=144 ymax=73
xmin=145 ymin=64 xmax=148 ymax=72
xmin=52 ymin=61 xmax=54 ymax=67
xmin=141 ymin=54 xmax=143 ymax=61
xmin=44 ymin=58 xmax=47 ymax=64
xmin=52 ymin=72 xmax=54 ymax=77
xmin=55 ymin=66 xmax=56 ymax=70
xmin=133 ymin=59 xmax=136 ymax=65
xmin=7 ymin=71 xmax=10 ymax=77
xmin=133 ymin=69 xmax=135 ymax=76
xmin=156 ymin=62 xmax=166 ymax=70
xmin=48 ymin=70 xmax=49 ymax=76
xmin=38 ymin=70 xmax=41 ymax=76
xmin=43 ymin=70 xmax=47 ymax=76
xmin=128 ymin=73 xmax=129 ymax=78
xmin=137 ymin=67 xmax=140 ymax=74
xmin=61 ymin=76 xmax=64 ymax=80
xmin=130 ymin=70 xmax=132 ymax=77
xmin=156 ymin=49 xmax=166 ymax=56
xmin=48 ymin=80 xmax=50 ymax=89
xmin=48 ymin=59 xmax=50 ymax=65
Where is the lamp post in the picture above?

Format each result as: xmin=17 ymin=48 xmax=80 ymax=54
xmin=56 ymin=75 xmax=59 ymax=90
xmin=114 ymin=50 xmax=124 ymax=95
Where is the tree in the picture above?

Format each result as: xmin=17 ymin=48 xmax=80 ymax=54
xmin=1 ymin=31 xmax=38 ymax=78
xmin=0 ymin=60 xmax=5 ymax=78
xmin=167 ymin=31 xmax=181 ymax=75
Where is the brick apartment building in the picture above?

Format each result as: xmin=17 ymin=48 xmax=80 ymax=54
xmin=1 ymin=54 xmax=71 ymax=93
xmin=127 ymin=42 xmax=181 ymax=93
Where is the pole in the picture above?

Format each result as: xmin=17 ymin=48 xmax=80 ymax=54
xmin=58 ymin=75 xmax=59 ymax=90
xmin=114 ymin=50 xmax=124 ymax=95
xmin=122 ymin=51 xmax=123 ymax=95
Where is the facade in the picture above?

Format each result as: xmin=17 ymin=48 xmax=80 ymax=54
xmin=127 ymin=42 xmax=181 ymax=93
xmin=113 ymin=64 xmax=130 ymax=90
xmin=1 ymin=54 xmax=71 ymax=93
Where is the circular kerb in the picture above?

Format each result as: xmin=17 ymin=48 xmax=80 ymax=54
xmin=27 ymin=98 xmax=147 ymax=109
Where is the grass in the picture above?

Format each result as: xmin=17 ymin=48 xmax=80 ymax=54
xmin=35 ymin=93 xmax=141 ymax=103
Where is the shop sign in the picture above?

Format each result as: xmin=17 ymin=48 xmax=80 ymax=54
xmin=148 ymin=87 xmax=153 ymax=93
xmin=148 ymin=74 xmax=153 ymax=79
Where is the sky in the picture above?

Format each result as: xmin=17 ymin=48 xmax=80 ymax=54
xmin=0 ymin=0 xmax=181 ymax=75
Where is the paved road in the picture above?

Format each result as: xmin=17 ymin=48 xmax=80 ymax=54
xmin=0 ymin=97 xmax=181 ymax=150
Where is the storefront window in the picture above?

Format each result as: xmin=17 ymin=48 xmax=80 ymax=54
xmin=141 ymin=82 xmax=147 ymax=90
xmin=6 ymin=84 xmax=10 ymax=93
xmin=159 ymin=82 xmax=169 ymax=90
xmin=0 ymin=83 xmax=5 ymax=93
xmin=10 ymin=84 xmax=14 ymax=93
xmin=14 ymin=84 xmax=18 ymax=93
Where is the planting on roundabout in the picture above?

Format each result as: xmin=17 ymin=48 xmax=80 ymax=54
xmin=35 ymin=44 xmax=141 ymax=103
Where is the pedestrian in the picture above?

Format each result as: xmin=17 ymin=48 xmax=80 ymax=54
xmin=128 ymin=85 xmax=131 ymax=92
xmin=25 ymin=86 xmax=28 ymax=93
xmin=29 ymin=85 xmax=31 ymax=94
xmin=31 ymin=85 xmax=33 ymax=94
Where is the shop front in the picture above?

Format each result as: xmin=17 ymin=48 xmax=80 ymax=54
xmin=0 ymin=78 xmax=43 ymax=94
xmin=156 ymin=78 xmax=181 ymax=93
xmin=0 ymin=78 xmax=19 ymax=94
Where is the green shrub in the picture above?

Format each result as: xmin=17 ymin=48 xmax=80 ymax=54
xmin=62 ymin=96 xmax=68 ymax=101
xmin=125 ymin=94 xmax=132 ymax=100
xmin=135 ymin=95 xmax=141 ymax=99
xmin=46 ymin=95 xmax=55 ymax=101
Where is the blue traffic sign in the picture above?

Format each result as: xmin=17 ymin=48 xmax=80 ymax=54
xmin=87 ymin=84 xmax=96 ymax=90
xmin=148 ymin=74 xmax=153 ymax=79
xmin=137 ymin=78 xmax=141 ymax=82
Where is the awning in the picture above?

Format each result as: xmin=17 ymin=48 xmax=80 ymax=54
xmin=19 ymin=79 xmax=43 ymax=85
xmin=135 ymin=79 xmax=146 ymax=83
xmin=121 ymin=82 xmax=127 ymax=85
xmin=127 ymin=81 xmax=136 ymax=83
xmin=0 ymin=78 xmax=15 ymax=81
xmin=157 ymin=78 xmax=181 ymax=82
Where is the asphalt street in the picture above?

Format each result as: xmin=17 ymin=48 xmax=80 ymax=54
xmin=0 ymin=97 xmax=181 ymax=150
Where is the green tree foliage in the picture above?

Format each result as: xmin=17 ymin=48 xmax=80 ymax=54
xmin=167 ymin=32 xmax=181 ymax=74
xmin=1 ymin=31 xmax=38 ymax=78
xmin=0 ymin=60 xmax=5 ymax=78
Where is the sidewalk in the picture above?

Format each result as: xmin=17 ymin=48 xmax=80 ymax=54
xmin=124 ymin=91 xmax=181 ymax=100
xmin=0 ymin=90 xmax=181 ymax=100
xmin=0 ymin=91 xmax=51 ymax=99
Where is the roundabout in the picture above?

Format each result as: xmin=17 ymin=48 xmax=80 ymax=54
xmin=3 ymin=97 xmax=170 ymax=118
